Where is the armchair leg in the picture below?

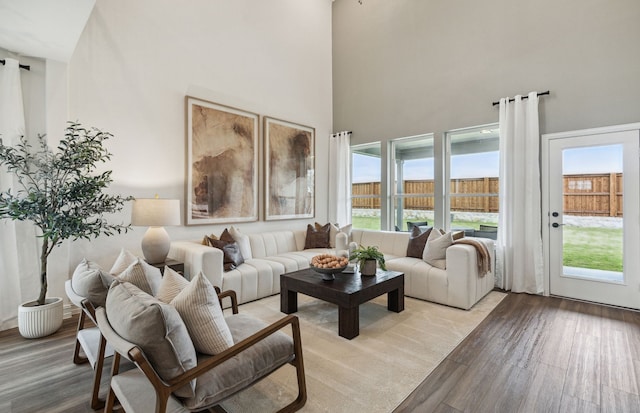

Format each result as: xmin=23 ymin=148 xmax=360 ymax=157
xmin=90 ymin=335 xmax=108 ymax=410
xmin=277 ymin=317 xmax=307 ymax=413
xmin=73 ymin=311 xmax=89 ymax=365
xmin=104 ymin=352 xmax=122 ymax=413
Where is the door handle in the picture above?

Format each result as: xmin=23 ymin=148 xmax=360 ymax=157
xmin=551 ymin=223 xmax=565 ymax=228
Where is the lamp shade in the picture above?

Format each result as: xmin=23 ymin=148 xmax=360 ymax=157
xmin=131 ymin=198 xmax=181 ymax=227
xmin=131 ymin=198 xmax=180 ymax=264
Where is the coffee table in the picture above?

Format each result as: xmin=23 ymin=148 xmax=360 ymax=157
xmin=280 ymin=268 xmax=404 ymax=339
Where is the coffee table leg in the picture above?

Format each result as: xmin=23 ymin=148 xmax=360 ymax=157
xmin=388 ymin=286 xmax=404 ymax=313
xmin=339 ymin=306 xmax=359 ymax=339
xmin=281 ymin=289 xmax=298 ymax=314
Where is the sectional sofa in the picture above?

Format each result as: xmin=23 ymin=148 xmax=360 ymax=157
xmin=168 ymin=228 xmax=495 ymax=310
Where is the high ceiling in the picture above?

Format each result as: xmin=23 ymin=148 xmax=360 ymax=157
xmin=0 ymin=0 xmax=95 ymax=62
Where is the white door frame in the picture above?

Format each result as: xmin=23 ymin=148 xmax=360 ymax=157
xmin=541 ymin=122 xmax=640 ymax=298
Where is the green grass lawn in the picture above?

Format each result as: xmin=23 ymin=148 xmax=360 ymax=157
xmin=352 ymin=217 xmax=623 ymax=272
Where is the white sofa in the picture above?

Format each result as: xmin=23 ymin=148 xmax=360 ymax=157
xmin=168 ymin=228 xmax=494 ymax=310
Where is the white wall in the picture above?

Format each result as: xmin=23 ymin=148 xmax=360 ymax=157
xmin=65 ymin=0 xmax=333 ymax=271
xmin=332 ymin=0 xmax=640 ymax=144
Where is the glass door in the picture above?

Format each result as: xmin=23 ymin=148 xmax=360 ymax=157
xmin=546 ymin=129 xmax=640 ymax=309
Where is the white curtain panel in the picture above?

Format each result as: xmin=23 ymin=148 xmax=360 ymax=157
xmin=328 ymin=131 xmax=352 ymax=226
xmin=496 ymin=92 xmax=544 ymax=294
xmin=0 ymin=58 xmax=26 ymax=329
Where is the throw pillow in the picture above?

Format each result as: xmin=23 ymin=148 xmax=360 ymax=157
xmin=71 ymin=259 xmax=115 ymax=308
xmin=117 ymin=258 xmax=162 ymax=296
xmin=406 ymin=226 xmax=433 ymax=258
xmin=109 ymin=249 xmax=138 ymax=275
xmin=202 ymin=234 xmax=217 ymax=246
xmin=305 ymin=223 xmax=331 ymax=249
xmin=229 ymin=226 xmax=253 ymax=260
xmin=171 ymin=272 xmax=234 ymax=355
xmin=156 ymin=266 xmax=190 ymax=303
xmin=106 ymin=280 xmax=197 ymax=398
xmin=208 ymin=238 xmax=244 ymax=271
xmin=423 ymin=229 xmax=453 ymax=270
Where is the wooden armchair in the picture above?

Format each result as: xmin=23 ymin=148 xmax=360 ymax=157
xmin=96 ymin=288 xmax=307 ymax=413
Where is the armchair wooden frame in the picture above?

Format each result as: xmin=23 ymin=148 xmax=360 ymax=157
xmin=65 ymin=280 xmax=111 ymax=410
xmin=98 ymin=289 xmax=307 ymax=413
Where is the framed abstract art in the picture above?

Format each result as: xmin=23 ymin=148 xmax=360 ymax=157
xmin=264 ymin=117 xmax=315 ymax=220
xmin=185 ymin=96 xmax=259 ymax=225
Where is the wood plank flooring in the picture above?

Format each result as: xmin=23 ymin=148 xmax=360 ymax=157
xmin=1 ymin=293 xmax=639 ymax=412
xmin=394 ymin=293 xmax=640 ymax=413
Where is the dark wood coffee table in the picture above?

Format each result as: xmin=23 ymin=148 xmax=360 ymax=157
xmin=280 ymin=268 xmax=404 ymax=339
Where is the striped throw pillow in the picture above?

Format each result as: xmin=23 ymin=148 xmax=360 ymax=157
xmin=171 ymin=272 xmax=233 ymax=355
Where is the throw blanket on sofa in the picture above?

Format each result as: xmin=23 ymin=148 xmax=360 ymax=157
xmin=454 ymin=238 xmax=492 ymax=276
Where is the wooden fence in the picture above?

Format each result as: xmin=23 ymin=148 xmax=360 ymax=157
xmin=352 ymin=173 xmax=623 ymax=217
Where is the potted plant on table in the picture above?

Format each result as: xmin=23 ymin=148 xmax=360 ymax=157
xmin=349 ymin=245 xmax=386 ymax=276
xmin=0 ymin=122 xmax=132 ymax=338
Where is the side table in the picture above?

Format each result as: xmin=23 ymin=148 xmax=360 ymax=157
xmin=148 ymin=259 xmax=184 ymax=276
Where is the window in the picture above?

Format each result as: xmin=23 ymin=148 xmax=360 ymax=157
xmin=445 ymin=125 xmax=499 ymax=234
xmin=351 ymin=143 xmax=382 ymax=230
xmin=391 ymin=134 xmax=435 ymax=231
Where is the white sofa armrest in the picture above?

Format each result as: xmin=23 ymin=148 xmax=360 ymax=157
xmin=168 ymin=241 xmax=223 ymax=288
xmin=445 ymin=242 xmax=494 ymax=310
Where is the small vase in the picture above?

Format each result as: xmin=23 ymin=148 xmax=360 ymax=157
xmin=18 ymin=297 xmax=64 ymax=339
xmin=360 ymin=259 xmax=377 ymax=276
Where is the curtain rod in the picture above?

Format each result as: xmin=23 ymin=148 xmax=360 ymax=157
xmin=331 ymin=131 xmax=352 ymax=137
xmin=0 ymin=59 xmax=31 ymax=71
xmin=492 ymin=90 xmax=549 ymax=106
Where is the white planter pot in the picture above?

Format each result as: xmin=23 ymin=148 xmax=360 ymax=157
xmin=18 ymin=297 xmax=64 ymax=339
xmin=360 ymin=259 xmax=377 ymax=276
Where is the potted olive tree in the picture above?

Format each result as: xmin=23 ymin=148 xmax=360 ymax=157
xmin=0 ymin=122 xmax=131 ymax=338
xmin=350 ymin=245 xmax=386 ymax=276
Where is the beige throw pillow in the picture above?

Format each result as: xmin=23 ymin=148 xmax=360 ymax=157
xmin=106 ymin=280 xmax=197 ymax=398
xmin=117 ymin=258 xmax=162 ymax=296
xmin=156 ymin=267 xmax=190 ymax=303
xmin=423 ymin=229 xmax=453 ymax=269
xmin=71 ymin=259 xmax=114 ymax=308
xmin=171 ymin=272 xmax=234 ymax=355
xmin=109 ymin=249 xmax=138 ymax=275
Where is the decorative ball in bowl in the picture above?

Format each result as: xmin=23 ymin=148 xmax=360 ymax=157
xmin=310 ymin=254 xmax=349 ymax=281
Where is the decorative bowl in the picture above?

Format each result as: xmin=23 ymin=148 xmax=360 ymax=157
xmin=310 ymin=264 xmax=348 ymax=281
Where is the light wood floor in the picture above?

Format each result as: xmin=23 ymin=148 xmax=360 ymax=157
xmin=395 ymin=293 xmax=640 ymax=413
xmin=1 ymin=293 xmax=639 ymax=412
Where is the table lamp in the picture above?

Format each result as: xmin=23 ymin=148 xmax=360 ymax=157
xmin=131 ymin=197 xmax=181 ymax=264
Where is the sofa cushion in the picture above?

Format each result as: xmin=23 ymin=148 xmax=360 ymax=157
xmin=182 ymin=313 xmax=294 ymax=410
xmin=305 ymin=223 xmax=330 ymax=249
xmin=106 ymin=280 xmax=197 ymax=398
xmin=208 ymin=238 xmax=244 ymax=271
xmin=423 ymin=230 xmax=453 ymax=269
xmin=156 ymin=266 xmax=190 ymax=303
xmin=117 ymin=258 xmax=162 ymax=296
xmin=406 ymin=226 xmax=432 ymax=258
xmin=171 ymin=272 xmax=234 ymax=355
xmin=71 ymin=259 xmax=115 ymax=308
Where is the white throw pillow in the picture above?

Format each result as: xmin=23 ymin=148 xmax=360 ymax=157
xmin=229 ymin=226 xmax=252 ymax=260
xmin=117 ymin=258 xmax=162 ymax=296
xmin=156 ymin=267 xmax=190 ymax=303
xmin=171 ymin=271 xmax=234 ymax=355
xmin=71 ymin=258 xmax=114 ymax=307
xmin=109 ymin=249 xmax=138 ymax=275
xmin=423 ymin=229 xmax=453 ymax=270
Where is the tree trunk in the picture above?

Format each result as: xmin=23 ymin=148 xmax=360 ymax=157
xmin=37 ymin=238 xmax=49 ymax=306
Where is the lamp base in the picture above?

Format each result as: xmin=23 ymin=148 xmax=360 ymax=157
xmin=141 ymin=226 xmax=171 ymax=264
